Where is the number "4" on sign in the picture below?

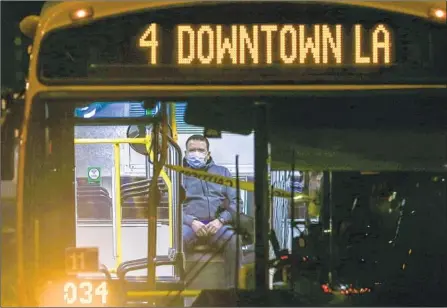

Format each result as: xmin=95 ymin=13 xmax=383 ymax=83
xmin=139 ymin=23 xmax=159 ymax=64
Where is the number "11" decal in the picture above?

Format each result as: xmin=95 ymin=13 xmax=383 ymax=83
xmin=68 ymin=252 xmax=85 ymax=271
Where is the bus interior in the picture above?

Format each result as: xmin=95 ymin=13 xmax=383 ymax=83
xmin=19 ymin=91 xmax=446 ymax=306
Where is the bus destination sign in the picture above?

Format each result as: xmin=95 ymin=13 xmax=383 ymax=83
xmin=39 ymin=3 xmax=446 ymax=85
xmin=138 ymin=23 xmax=393 ymax=66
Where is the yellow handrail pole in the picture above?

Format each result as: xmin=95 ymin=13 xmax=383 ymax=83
xmin=144 ymin=134 xmax=174 ymax=267
xmin=74 ymin=138 xmax=147 ymax=145
xmin=113 ymin=143 xmax=123 ymax=268
xmin=162 ymin=173 xmax=173 ymax=249
xmin=143 ymin=132 xmax=156 ymax=288
xmin=169 ymin=103 xmax=178 ymax=143
xmin=159 ymin=105 xmax=171 ymax=254
xmin=239 ymin=265 xmax=247 ymax=289
xmin=160 ymin=107 xmax=174 ymax=268
xmin=127 ymin=289 xmax=201 ymax=298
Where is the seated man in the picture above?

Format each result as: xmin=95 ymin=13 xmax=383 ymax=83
xmin=182 ymin=134 xmax=242 ymax=288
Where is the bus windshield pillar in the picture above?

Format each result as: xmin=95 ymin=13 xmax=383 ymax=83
xmin=254 ymin=102 xmax=271 ymax=292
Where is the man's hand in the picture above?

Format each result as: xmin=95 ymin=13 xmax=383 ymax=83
xmin=206 ymin=219 xmax=223 ymax=235
xmin=192 ymin=220 xmax=207 ymax=237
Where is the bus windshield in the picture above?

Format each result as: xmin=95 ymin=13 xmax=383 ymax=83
xmin=29 ymin=95 xmax=447 ymax=306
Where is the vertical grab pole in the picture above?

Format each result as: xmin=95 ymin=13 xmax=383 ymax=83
xmin=113 ymin=143 xmax=122 ymax=268
xmin=168 ymin=136 xmax=185 ymax=281
xmin=328 ymin=171 xmax=333 ymax=285
xmin=111 ymin=166 xmax=118 ymax=267
xmin=290 ymin=152 xmax=296 ymax=290
xmin=235 ymin=155 xmax=241 ymax=289
xmin=170 ymin=103 xmax=178 ymax=143
xmin=165 ymin=175 xmax=174 ymax=251
xmin=147 ymin=123 xmax=160 ymax=290
xmin=254 ymin=102 xmax=271 ymax=292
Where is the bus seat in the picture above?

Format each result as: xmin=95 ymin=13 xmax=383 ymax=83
xmin=76 ymin=180 xmax=112 ymax=219
xmin=121 ymin=177 xmax=170 ymax=220
xmin=184 ymin=244 xmax=227 ymax=290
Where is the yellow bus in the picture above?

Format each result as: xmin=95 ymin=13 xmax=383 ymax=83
xmin=2 ymin=1 xmax=447 ymax=307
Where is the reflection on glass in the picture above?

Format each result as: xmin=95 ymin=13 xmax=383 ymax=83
xmin=308 ymin=172 xmax=323 ymax=219
xmin=74 ymin=101 xmax=162 ymax=118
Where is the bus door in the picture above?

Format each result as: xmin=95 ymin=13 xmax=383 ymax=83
xmin=73 ymin=101 xmax=179 ymax=277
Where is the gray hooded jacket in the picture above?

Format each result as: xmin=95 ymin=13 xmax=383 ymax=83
xmin=182 ymin=158 xmax=241 ymax=226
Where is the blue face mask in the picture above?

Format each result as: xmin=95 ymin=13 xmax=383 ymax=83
xmin=186 ymin=151 xmax=207 ymax=169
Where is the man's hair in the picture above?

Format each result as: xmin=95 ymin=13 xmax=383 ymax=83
xmin=186 ymin=135 xmax=210 ymax=151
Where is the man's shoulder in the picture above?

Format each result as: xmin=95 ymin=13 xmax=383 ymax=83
xmin=208 ymin=164 xmax=230 ymax=175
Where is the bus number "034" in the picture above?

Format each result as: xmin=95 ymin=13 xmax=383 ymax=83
xmin=63 ymin=281 xmax=108 ymax=305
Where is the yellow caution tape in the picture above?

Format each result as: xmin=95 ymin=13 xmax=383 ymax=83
xmin=164 ymin=164 xmax=311 ymax=201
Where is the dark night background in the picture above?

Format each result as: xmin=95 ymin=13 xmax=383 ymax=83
xmin=1 ymin=1 xmax=43 ymax=91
